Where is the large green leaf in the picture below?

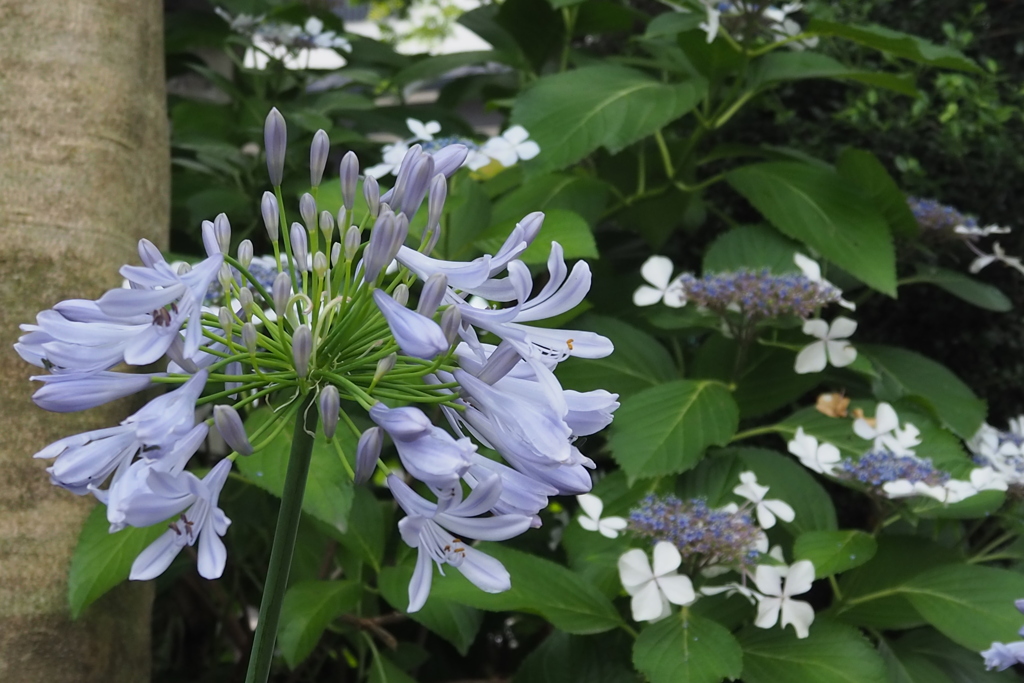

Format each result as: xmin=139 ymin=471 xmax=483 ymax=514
xmin=884 ymin=630 xmax=1019 ymax=683
xmin=609 ymin=380 xmax=739 ymax=481
xmin=379 ymin=565 xmax=483 ymax=655
xmin=750 ymin=51 xmax=919 ymax=96
xmin=476 ymin=209 xmax=597 ymax=265
xmin=427 ymin=543 xmax=624 ymax=634
xmin=237 ymin=407 xmax=354 ymax=532
xmin=68 ymin=504 xmax=165 ymax=618
xmin=794 ymin=530 xmax=877 ymax=577
xmin=859 ymin=345 xmax=986 ymax=439
xmin=643 ymin=12 xmax=704 ymax=39
xmin=902 ymin=564 xmax=1024 ymax=651
xmin=556 ymin=315 xmax=680 ymax=398
xmin=393 ymin=50 xmax=516 ymax=88
xmin=907 ymin=265 xmax=1013 ymax=312
xmin=729 ymin=448 xmax=838 ymax=534
xmin=726 ymin=161 xmax=896 ymax=294
xmin=439 ymin=173 xmax=492 ymax=260
xmin=837 ymin=149 xmax=919 ymax=239
xmin=511 ymin=65 xmax=706 ymax=174
xmin=808 ymin=20 xmax=983 ymax=73
xmin=491 ymin=173 xmax=610 ymax=227
xmin=515 ymin=631 xmax=641 ymax=683
xmin=338 ymin=486 xmax=387 ymax=572
xmin=278 ymin=580 xmax=361 ymax=668
xmin=739 ymin=620 xmax=887 ymax=683
xmin=633 ymin=610 xmax=743 ymax=683
xmin=702 ymin=224 xmax=801 ymax=274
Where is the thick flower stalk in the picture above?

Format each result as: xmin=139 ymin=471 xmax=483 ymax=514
xmin=16 ymin=108 xmax=615 ymax=683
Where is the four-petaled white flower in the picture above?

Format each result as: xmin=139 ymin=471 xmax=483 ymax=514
xmin=787 ymin=427 xmax=841 ymax=475
xmin=576 ymin=493 xmax=628 ymax=539
xmin=733 ymin=471 xmax=795 ymax=529
xmin=753 ymin=560 xmax=816 ymax=639
xmin=633 ymin=256 xmax=686 ymax=308
xmin=618 ymin=542 xmax=696 ymax=622
xmin=407 ymin=118 xmax=442 ymax=142
xmin=481 ymin=126 xmax=540 ymax=167
xmin=365 ymin=140 xmax=411 ymax=178
xmin=793 ymin=252 xmax=855 ymax=310
xmin=852 ymin=402 xmax=901 ymax=445
xmin=794 ymin=317 xmax=857 ymax=374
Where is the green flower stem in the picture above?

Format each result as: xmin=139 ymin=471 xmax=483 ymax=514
xmin=331 ymin=438 xmax=356 ymax=480
xmin=245 ymin=391 xmax=319 ymax=683
xmin=231 ymin=383 xmax=297 ymax=412
xmin=338 ymin=408 xmax=362 ymax=438
xmin=274 ymin=186 xmax=302 ymax=304
xmin=223 ymin=254 xmax=275 ymax=306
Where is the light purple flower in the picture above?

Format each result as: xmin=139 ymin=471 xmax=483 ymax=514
xmin=370 ymin=403 xmax=475 ymax=489
xmin=372 ymin=289 xmax=450 ymax=360
xmin=982 ymin=641 xmax=1024 ymax=671
xmin=30 ymin=370 xmax=159 ymax=413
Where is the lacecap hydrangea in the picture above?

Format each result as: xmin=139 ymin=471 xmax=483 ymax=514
xmin=16 ymin=107 xmax=618 ymax=613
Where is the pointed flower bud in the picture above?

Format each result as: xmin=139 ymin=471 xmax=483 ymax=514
xmin=363 ymin=212 xmax=396 ymax=282
xmin=218 ymin=263 xmax=234 ymax=293
xmin=292 ymin=324 xmax=312 ymax=377
xmin=399 ymin=154 xmax=435 ymax=219
xmin=310 ymin=129 xmax=329 ymax=187
xmin=218 ymin=306 xmax=233 ymax=338
xmin=417 ymin=273 xmax=448 ymax=317
xmin=393 ymin=283 xmax=409 ymax=307
xmin=242 ymin=321 xmax=258 ymax=354
xmin=239 ymin=287 xmax=254 ymax=319
xmin=176 ymin=262 xmax=192 ymax=276
xmin=427 ymin=174 xmax=447 ymax=231
xmin=237 ymin=239 xmax=253 ymax=269
xmin=331 ymin=242 xmax=341 ymax=266
xmin=373 ymin=352 xmax=396 ymax=385
xmin=299 ymin=193 xmax=317 ymax=231
xmin=290 ymin=222 xmax=309 ymax=272
xmin=364 ymin=174 xmax=380 ymax=218
xmin=441 ymin=305 xmax=462 ymax=345
xmin=138 ymin=238 xmax=164 ymax=267
xmin=319 ymin=385 xmax=340 ymax=441
xmin=355 ymin=427 xmax=383 ymax=484
xmin=202 ymin=220 xmax=221 ymax=256
xmin=372 ymin=289 xmax=450 ymax=359
xmin=313 ymin=252 xmax=328 ymax=277
xmin=431 ymin=144 xmax=469 ymax=177
xmin=262 ymin=191 xmax=279 ymax=241
xmin=273 ymin=271 xmax=291 ymax=319
xmin=344 ymin=225 xmax=361 ymax=261
xmin=340 ymin=151 xmax=359 ymax=210
xmin=264 ymin=107 xmax=287 ymax=186
xmin=214 ymin=213 xmax=231 ymax=253
xmin=214 ymin=405 xmax=254 ymax=455
xmin=477 ymin=341 xmax=522 ymax=384
xmin=319 ymin=210 xmax=334 ymax=240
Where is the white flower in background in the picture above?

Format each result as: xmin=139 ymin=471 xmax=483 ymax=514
xmin=852 ymin=402 xmax=907 ymax=447
xmin=365 ymin=140 xmax=411 ymax=178
xmin=576 ymin=493 xmax=628 ymax=539
xmin=793 ymin=253 xmax=855 ymax=311
xmin=787 ymin=428 xmax=841 ymax=475
xmin=466 ymin=149 xmax=493 ymax=171
xmin=618 ymin=542 xmax=696 ymax=622
xmin=955 ymin=223 xmax=1011 ymax=237
xmin=698 ymin=2 xmax=722 ymax=43
xmin=794 ymin=317 xmax=857 ymax=374
xmin=633 ymin=256 xmax=686 ymax=307
xmin=303 ymin=17 xmax=352 ymax=51
xmin=970 ymin=242 xmax=1024 ymax=276
xmin=733 ymin=471 xmax=795 ymax=529
xmin=407 ymin=118 xmax=442 ymax=142
xmin=753 ymin=560 xmax=816 ymax=639
xmin=481 ymin=126 xmax=540 ymax=167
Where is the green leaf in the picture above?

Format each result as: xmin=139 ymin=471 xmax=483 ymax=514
xmin=338 ymin=486 xmax=387 ymax=572
xmin=491 ymin=173 xmax=610 ymax=227
xmin=427 ymin=543 xmax=624 ymax=634
xmin=726 ymin=161 xmax=896 ymax=294
xmin=808 ymin=20 xmax=983 ymax=73
xmin=515 ymin=631 xmax=642 ymax=683
xmin=859 ymin=345 xmax=986 ymax=439
xmin=609 ymin=380 xmax=740 ymax=481
xmin=556 ymin=315 xmax=680 ymax=398
xmin=511 ymin=65 xmax=706 ymax=174
xmin=750 ymin=51 xmax=920 ymax=96
xmin=393 ymin=50 xmax=514 ymax=88
xmin=902 ymin=564 xmax=1024 ymax=651
xmin=794 ymin=531 xmax=877 ymax=576
xmin=644 ymin=12 xmax=704 ymax=39
xmin=884 ymin=629 xmax=1019 ymax=683
xmin=702 ymin=224 xmax=801 ymax=274
xmin=68 ymin=504 xmax=165 ymax=618
xmin=476 ymin=209 xmax=597 ymax=265
xmin=837 ymin=149 xmax=919 ymax=240
xmin=368 ymin=653 xmax=418 ymax=683
xmin=236 ymin=407 xmax=354 ymax=532
xmin=438 ymin=173 xmax=492 ymax=260
xmin=907 ymin=265 xmax=1012 ymax=312
xmin=379 ymin=565 xmax=483 ymax=655
xmin=729 ymin=448 xmax=838 ymax=534
xmin=739 ymin=620 xmax=887 ymax=683
xmin=633 ymin=610 xmax=743 ymax=683
xmin=278 ymin=580 xmax=361 ymax=668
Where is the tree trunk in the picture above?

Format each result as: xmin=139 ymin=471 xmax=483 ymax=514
xmin=0 ymin=1 xmax=169 ymax=681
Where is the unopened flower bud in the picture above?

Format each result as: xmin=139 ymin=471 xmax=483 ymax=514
xmin=319 ymin=385 xmax=340 ymax=441
xmin=520 ymin=212 xmax=545 ymax=245
xmin=417 ymin=273 xmax=447 ymax=317
xmin=389 ymin=214 xmax=410 ymax=263
xmin=441 ymin=305 xmax=462 ymax=345
xmin=242 ymin=321 xmax=258 ymax=354
xmin=273 ymin=271 xmax=291 ymax=319
xmin=218 ymin=306 xmax=233 ymax=338
xmin=337 ymin=207 xmax=348 ymax=234
xmin=214 ymin=405 xmax=254 ymax=456
xmin=237 ymin=239 xmax=253 ymax=269
xmin=393 ymin=283 xmax=409 ymax=307
xmin=299 ymin=193 xmax=317 ymax=232
xmin=176 ymin=262 xmax=192 ymax=276
xmin=238 ymin=288 xmax=254 ymax=318
xmin=292 ymin=325 xmax=312 ymax=378
xmin=319 ymin=210 xmax=335 ymax=240
xmin=313 ymin=251 xmax=328 ymax=277
xmin=340 ymin=151 xmax=359 ymax=211
xmin=331 ymin=242 xmax=341 ymax=266
xmin=290 ymin=223 xmax=308 ymax=272
xmin=363 ymin=174 xmax=380 ymax=218
xmin=214 ymin=213 xmax=231 ymax=253
xmin=363 ymin=212 xmax=395 ymax=282
xmin=399 ymin=154 xmax=434 ymax=218
xmin=264 ymin=108 xmax=287 ymax=186
xmin=373 ymin=352 xmax=396 ymax=385
xmin=422 ymin=223 xmax=440 ymax=254
xmin=218 ymin=263 xmax=234 ymax=292
xmin=344 ymin=225 xmax=361 ymax=261
xmin=310 ymin=129 xmax=329 ymax=187
xmin=262 ymin=191 xmax=279 ymax=242
xmin=432 ymin=144 xmax=469 ymax=177
xmin=201 ymin=220 xmax=220 ymax=257
xmin=354 ymin=427 xmax=383 ymax=484
xmin=478 ymin=341 xmax=522 ymax=384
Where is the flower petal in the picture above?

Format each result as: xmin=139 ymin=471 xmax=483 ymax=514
xmin=785 ymin=560 xmax=815 ymax=596
xmin=780 ymin=598 xmax=815 ymax=639
xmin=618 ymin=548 xmax=653 ymax=594
xmin=576 ymin=493 xmax=604 ymax=520
xmin=630 ymin=581 xmax=668 ymax=622
xmin=657 ymin=574 xmax=695 ymax=606
xmin=825 ymin=340 xmax=857 ymax=368
xmin=754 ymin=564 xmax=783 ymax=597
xmin=794 ymin=341 xmax=827 ymax=374
xmin=129 ymin=529 xmax=182 ymax=581
xmin=640 ymin=256 xmax=674 ymax=290
xmin=754 ymin=596 xmax=782 ymax=629
xmin=651 ymin=541 xmax=682 ymax=576
xmin=407 ymin=547 xmax=434 ymax=612
xmin=827 ymin=316 xmax=857 ymax=339
xmin=633 ymin=285 xmax=666 ymax=307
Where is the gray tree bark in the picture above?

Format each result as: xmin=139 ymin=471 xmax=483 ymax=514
xmin=0 ymin=1 xmax=169 ymax=680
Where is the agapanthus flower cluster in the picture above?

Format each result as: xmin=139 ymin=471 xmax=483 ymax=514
xmin=968 ymin=417 xmax=1024 ymax=489
xmin=697 ymin=1 xmax=818 ymax=49
xmin=16 ymin=107 xmax=616 ymax=613
xmin=981 ymin=599 xmax=1024 ymax=671
xmin=788 ymin=403 xmax=1008 ymax=504
xmin=366 ymin=118 xmax=540 ymax=178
